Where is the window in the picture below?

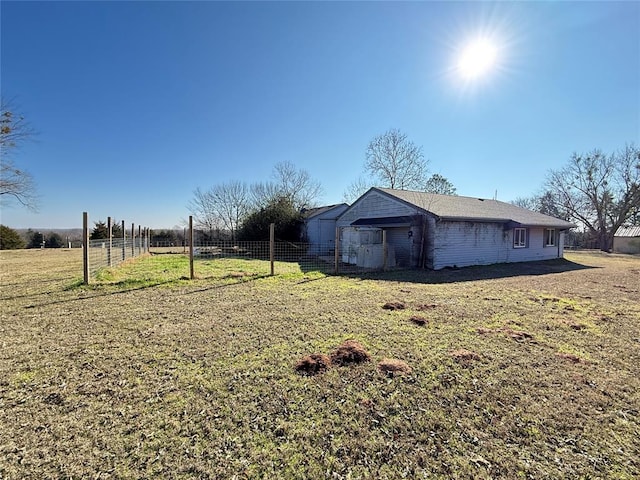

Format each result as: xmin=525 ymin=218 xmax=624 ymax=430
xmin=544 ymin=228 xmax=556 ymax=247
xmin=514 ymin=228 xmax=527 ymax=248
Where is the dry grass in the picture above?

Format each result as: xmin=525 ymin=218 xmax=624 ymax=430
xmin=1 ymin=249 xmax=639 ymax=478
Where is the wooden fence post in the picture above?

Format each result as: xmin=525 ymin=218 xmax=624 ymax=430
xmin=334 ymin=227 xmax=340 ymax=274
xmin=83 ymin=212 xmax=89 ymax=285
xmin=270 ymin=223 xmax=275 ymax=276
xmin=107 ymin=216 xmax=112 ymax=267
xmin=138 ymin=225 xmax=142 ymax=255
xmin=189 ymin=216 xmax=195 ymax=280
xmin=131 ymin=223 xmax=135 ymax=258
xmin=121 ymin=220 xmax=126 ymax=261
xmin=382 ymin=229 xmax=388 ymax=271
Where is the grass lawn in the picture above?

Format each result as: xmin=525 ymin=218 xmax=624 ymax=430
xmin=1 ymin=249 xmax=639 ymax=478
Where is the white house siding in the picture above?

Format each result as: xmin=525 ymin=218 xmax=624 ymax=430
xmin=337 ymin=191 xmax=416 ymax=227
xmin=306 ymin=217 xmax=339 ymax=255
xmin=432 ymin=222 xmax=564 ymax=270
xmin=306 ymin=205 xmax=349 ymax=255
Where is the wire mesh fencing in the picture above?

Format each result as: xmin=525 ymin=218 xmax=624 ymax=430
xmin=82 ymin=215 xmax=405 ymax=283
xmin=188 ymin=240 xmax=336 ymax=275
xmin=86 ymin=236 xmax=149 ymax=277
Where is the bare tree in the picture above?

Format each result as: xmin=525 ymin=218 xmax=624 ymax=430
xmin=248 ymin=163 xmax=322 ymax=211
xmin=249 ymin=181 xmax=281 ymax=210
xmin=188 ymin=181 xmax=251 ymax=241
xmin=424 ymin=174 xmax=457 ymax=195
xmin=187 ymin=187 xmax=223 ymax=234
xmin=365 ymin=129 xmax=428 ymax=190
xmin=545 ymin=144 xmax=640 ymax=251
xmin=271 ymin=161 xmax=322 ymax=210
xmin=211 ymin=181 xmax=251 ymax=240
xmin=342 ymin=176 xmax=373 ymax=203
xmin=510 ymin=196 xmax=538 ymax=210
xmin=0 ymin=99 xmax=38 ymax=211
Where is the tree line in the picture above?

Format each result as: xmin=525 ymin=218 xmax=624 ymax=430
xmin=0 ymin=226 xmax=67 ymax=250
xmin=1 ymin=97 xmax=637 ymax=252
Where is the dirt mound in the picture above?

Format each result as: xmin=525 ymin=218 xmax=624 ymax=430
xmin=378 ymin=358 xmax=412 ymax=376
xmin=409 ymin=316 xmax=427 ymax=326
xmin=382 ymin=302 xmax=405 ymax=310
xmin=450 ymin=349 xmax=481 ymax=363
xmin=295 ymin=354 xmax=332 ymax=376
xmin=330 ymin=340 xmax=371 ymax=366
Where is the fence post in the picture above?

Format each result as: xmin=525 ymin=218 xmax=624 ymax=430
xmin=334 ymin=226 xmax=340 ymax=274
xmin=138 ymin=225 xmax=142 ymax=255
xmin=107 ymin=216 xmax=112 ymax=267
xmin=270 ymin=223 xmax=275 ymax=276
xmin=121 ymin=220 xmax=126 ymax=261
xmin=382 ymin=229 xmax=388 ymax=271
xmin=131 ymin=223 xmax=135 ymax=258
xmin=83 ymin=212 xmax=89 ymax=284
xmin=189 ymin=216 xmax=195 ymax=280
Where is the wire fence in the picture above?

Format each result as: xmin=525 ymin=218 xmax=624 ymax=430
xmin=146 ymin=238 xmax=395 ymax=278
xmin=82 ymin=215 xmax=402 ymax=283
xmin=86 ymin=236 xmax=149 ymax=277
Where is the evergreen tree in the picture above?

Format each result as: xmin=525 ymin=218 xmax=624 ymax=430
xmin=90 ymin=221 xmax=109 ymax=240
xmin=26 ymin=230 xmax=44 ymax=248
xmin=45 ymin=232 xmax=64 ymax=248
xmin=237 ymin=196 xmax=303 ymax=242
xmin=0 ymin=224 xmax=25 ymax=249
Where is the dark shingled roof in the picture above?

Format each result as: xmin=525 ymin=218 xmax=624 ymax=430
xmin=375 ymin=187 xmax=576 ymax=229
xmin=302 ymin=203 xmax=348 ymax=219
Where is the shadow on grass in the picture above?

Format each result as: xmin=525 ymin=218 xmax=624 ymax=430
xmin=181 ymin=273 xmax=272 ymax=295
xmin=21 ymin=274 xmax=270 ymax=309
xmin=329 ymin=258 xmax=598 ymax=285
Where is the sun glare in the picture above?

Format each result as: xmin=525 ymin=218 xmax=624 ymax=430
xmin=457 ymin=39 xmax=498 ymax=79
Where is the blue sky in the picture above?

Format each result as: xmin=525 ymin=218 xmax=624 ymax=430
xmin=1 ymin=1 xmax=638 ymax=229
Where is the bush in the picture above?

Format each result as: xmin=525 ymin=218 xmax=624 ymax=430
xmin=237 ymin=196 xmax=303 ymax=242
xmin=45 ymin=232 xmax=64 ymax=248
xmin=0 ymin=225 xmax=25 ymax=249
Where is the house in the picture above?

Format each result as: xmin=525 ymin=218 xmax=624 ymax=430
xmin=302 ymin=203 xmax=349 ymax=255
xmin=613 ymin=226 xmax=640 ymax=254
xmin=336 ymin=187 xmax=575 ymax=270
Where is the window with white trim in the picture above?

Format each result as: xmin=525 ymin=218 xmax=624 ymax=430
xmin=544 ymin=228 xmax=556 ymax=247
xmin=514 ymin=228 xmax=527 ymax=248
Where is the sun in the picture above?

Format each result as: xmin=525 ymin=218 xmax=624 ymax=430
xmin=456 ymin=38 xmax=498 ymax=79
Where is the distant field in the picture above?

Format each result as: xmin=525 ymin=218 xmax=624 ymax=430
xmin=1 ymin=249 xmax=639 ymax=478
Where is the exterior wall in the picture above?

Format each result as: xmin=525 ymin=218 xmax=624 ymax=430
xmin=337 ymin=191 xmax=416 ymax=227
xmin=337 ymin=190 xmax=568 ymax=269
xmin=613 ymin=237 xmax=640 ymax=254
xmin=305 ymin=205 xmax=349 ymax=255
xmin=432 ymin=222 xmax=565 ymax=270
